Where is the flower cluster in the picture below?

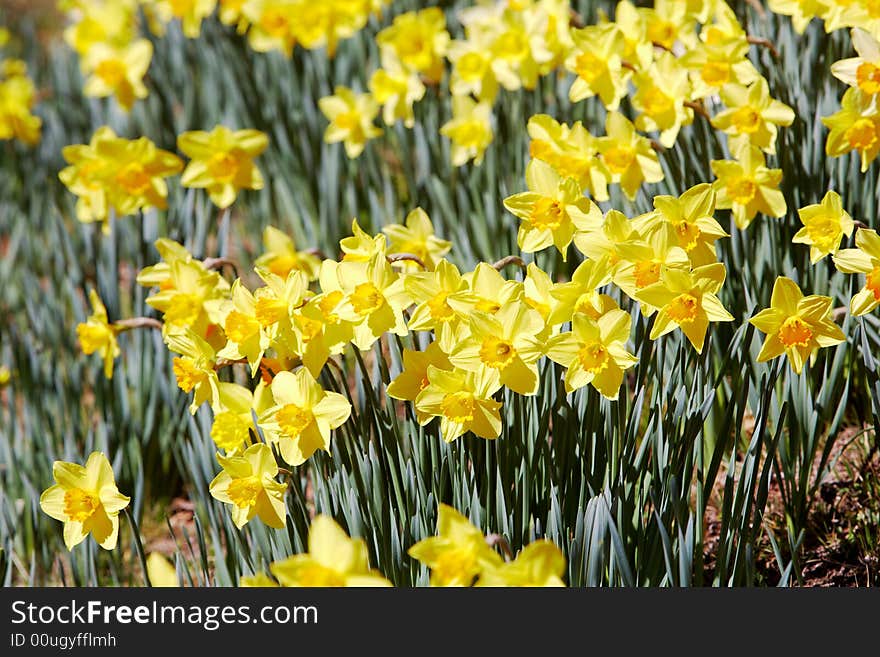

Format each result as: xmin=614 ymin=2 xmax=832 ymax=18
xmin=60 ymin=0 xmax=390 ymax=112
xmin=59 ymin=124 xmax=267 ymax=229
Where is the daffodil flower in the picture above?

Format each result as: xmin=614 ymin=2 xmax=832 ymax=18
xmin=40 ymin=452 xmax=130 ymax=551
xmin=387 ymin=342 xmax=453 ymax=425
xmin=259 ymin=368 xmax=351 ymax=466
xmin=832 ymin=28 xmax=880 ymax=96
xmin=793 ymin=191 xmax=855 ymax=263
xmin=271 ymin=515 xmax=392 ymax=586
xmin=767 ymin=0 xmax=826 ymax=34
xmin=368 ymin=65 xmax=426 ymax=129
xmin=822 ymin=87 xmax=880 ymax=172
xmin=566 ymin=23 xmax=629 ymax=111
xmin=546 ymin=309 xmax=638 ymax=398
xmin=612 ymin=224 xmax=690 ymax=313
xmin=636 ymin=263 xmax=734 ymax=353
xmin=178 ymin=126 xmax=268 ymax=209
xmin=833 ymin=228 xmax=880 ymax=316
xmin=415 ymin=365 xmax=503 ymax=443
xmin=749 ymin=276 xmax=845 ymax=374
xmin=82 ymin=39 xmax=152 ymax=111
xmin=408 ymin=504 xmax=503 ymax=586
xmin=711 ymin=144 xmax=787 ymax=229
xmin=477 ymin=540 xmax=566 ymax=587
xmin=376 ymin=7 xmax=449 ymax=84
xmin=255 ymin=226 xmax=321 ymax=281
xmin=319 ymin=86 xmax=382 ymax=159
xmin=76 ymin=289 xmax=120 ymax=379
xmin=440 ymin=95 xmax=494 ymax=166
xmin=382 ymin=207 xmax=451 ymax=271
xmin=711 ymin=78 xmax=795 ymax=155
xmin=632 ymin=52 xmax=694 ymax=148
xmin=504 ymin=159 xmax=603 ymax=259
xmin=209 ymin=443 xmax=287 ymax=529
xmin=596 ymin=111 xmax=664 ymax=200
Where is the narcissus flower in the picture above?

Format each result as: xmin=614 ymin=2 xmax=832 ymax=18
xmin=408 ymin=503 xmax=503 ymax=586
xmin=441 ymin=96 xmax=493 ymax=166
xmin=793 ymin=191 xmax=855 ymax=263
xmin=376 ymin=7 xmax=449 ymax=84
xmin=822 ymin=87 xmax=880 ymax=172
xmin=271 ymin=515 xmax=392 ymax=586
xmin=415 ymin=366 xmax=503 ymax=443
xmin=259 ymin=368 xmax=351 ymax=466
xmin=634 ymin=183 xmax=728 ymax=267
xmin=76 ymin=289 xmax=120 ymax=379
xmin=527 ymin=114 xmax=609 ymax=202
xmin=636 ymin=263 xmax=734 ymax=353
xmin=40 ymin=452 xmax=130 ymax=550
xmin=405 ymin=259 xmax=471 ymax=335
xmin=477 ymin=540 xmax=566 ymax=587
xmin=749 ymin=276 xmax=845 ymax=374
xmin=209 ymin=381 xmax=269 ymax=453
xmin=566 ymin=23 xmax=629 ymax=111
xmin=596 ymin=111 xmax=664 ymax=200
xmin=243 ymin=0 xmax=297 ymax=56
xmin=833 ymin=228 xmax=880 ymax=316
xmin=632 ymin=52 xmax=694 ymax=148
xmin=0 ymin=65 xmax=41 ymax=145
xmin=680 ymin=38 xmax=759 ymax=100
xmin=146 ymin=552 xmax=179 ymax=587
xmin=767 ymin=0 xmax=825 ymax=33
xmin=449 ymin=302 xmax=544 ymax=395
xmin=711 ymin=78 xmax=795 ymax=155
xmin=711 ymin=144 xmax=787 ymax=229
xmin=612 ymin=223 xmax=690 ymax=313
xmin=59 ymin=126 xmax=116 ymax=226
xmin=177 ymin=126 xmax=268 ymax=209
xmin=368 ymin=65 xmax=426 ymax=129
xmin=831 ymin=28 xmax=880 ymax=96
xmin=546 ymin=309 xmax=638 ymax=398
xmin=164 ymin=329 xmax=221 ymax=413
xmin=82 ymin=39 xmax=152 ymax=112
xmin=504 ymin=159 xmax=603 ymax=258
xmin=382 ymin=207 xmax=451 ymax=271
xmin=387 ymin=342 xmax=453 ymax=424
xmin=319 ymin=86 xmax=382 ymax=159
xmin=209 ymin=442 xmax=286 ymax=529
xmin=154 ymin=0 xmax=217 ymax=38
xmin=255 ymin=226 xmax=321 ymax=281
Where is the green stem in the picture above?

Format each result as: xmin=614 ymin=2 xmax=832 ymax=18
xmin=124 ymin=507 xmax=152 ymax=587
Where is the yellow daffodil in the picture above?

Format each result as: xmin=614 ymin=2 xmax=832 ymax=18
xmin=271 ymin=515 xmax=392 ymax=586
xmin=634 ymin=183 xmax=728 ymax=267
xmin=831 ymin=28 xmax=880 ymax=95
xmin=0 ymin=66 xmax=41 ymax=145
xmin=210 ymin=382 xmax=268 ymax=453
xmin=59 ymin=126 xmax=119 ymax=227
xmin=833 ymin=228 xmax=880 ymax=315
xmin=477 ymin=540 xmax=566 ymax=587
xmin=636 ymin=263 xmax=734 ymax=353
xmin=546 ymin=309 xmax=637 ymax=398
xmin=415 ymin=365 xmax=503 ymax=443
xmin=504 ymin=160 xmax=603 ymax=259
xmin=612 ymin=223 xmax=690 ymax=313
xmin=408 ymin=504 xmax=503 ymax=586
xmin=596 ymin=111 xmax=664 ymax=200
xmin=82 ymin=39 xmax=152 ymax=112
xmin=822 ymin=87 xmax=880 ymax=172
xmin=239 ymin=572 xmax=279 ymax=587
xmin=382 ymin=207 xmax=451 ymax=271
xmin=217 ymin=280 xmax=270 ymax=375
xmin=144 ymin=257 xmax=229 ymax=339
xmin=259 ymin=368 xmax=351 ymax=466
xmin=76 ymin=289 xmax=120 ymax=379
xmin=154 ymin=0 xmax=217 ymax=38
xmin=387 ymin=342 xmax=453 ymax=424
xmin=711 ymin=144 xmax=787 ymax=229
xmin=573 ymin=208 xmax=641 ymax=265
xmin=40 ymin=452 xmax=130 ymax=551
xmin=767 ymin=0 xmax=825 ymax=33
xmin=146 ymin=552 xmax=179 ymax=587
xmin=441 ymin=95 xmax=494 ymax=166
xmin=319 ymin=86 xmax=382 ymax=158
xmin=243 ymin=0 xmax=297 ymax=56
xmin=340 ymin=218 xmax=386 ymax=262
xmin=522 ymin=262 xmax=563 ymax=336
xmin=527 ymin=114 xmax=610 ymax=202
xmin=368 ymin=65 xmax=425 ymax=129
xmin=96 ymin=133 xmax=183 ymax=217
xmin=488 ymin=10 xmax=550 ymax=92
xmin=255 ymin=225 xmax=321 ymax=281
xmin=711 ymin=78 xmax=795 ymax=155
xmin=749 ymin=276 xmax=846 ymax=374
xmin=376 ymin=8 xmax=449 ymax=83
xmin=566 ymin=23 xmax=629 ymax=111
xmin=405 ymin=259 xmax=471 ymax=335
xmin=793 ymin=191 xmax=855 ymax=263
xmin=449 ymin=301 xmax=544 ymax=395
xmin=164 ymin=328 xmax=221 ymax=413
xmin=332 ymin=252 xmax=410 ymax=350
xmin=448 ymin=37 xmax=499 ymax=103
xmin=178 ymin=126 xmax=268 ymax=209
xmin=549 ymin=256 xmax=618 ymax=325
xmin=639 ymin=0 xmax=697 ymax=51
xmin=209 ymin=442 xmax=287 ymax=529
xmin=448 ymin=262 xmax=522 ymax=317
xmin=680 ymin=38 xmax=759 ymax=100
xmin=63 ymin=1 xmax=137 ymax=56
xmin=632 ymin=52 xmax=694 ymax=148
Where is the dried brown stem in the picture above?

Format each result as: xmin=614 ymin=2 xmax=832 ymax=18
xmin=684 ymin=100 xmax=711 ymax=120
xmin=113 ymin=317 xmax=162 ymax=331
xmin=747 ymin=35 xmax=780 ymax=59
xmin=387 ymin=253 xmax=427 ymax=269
xmin=486 ymin=533 xmax=515 ymax=562
xmin=492 ymin=255 xmax=527 ymax=272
